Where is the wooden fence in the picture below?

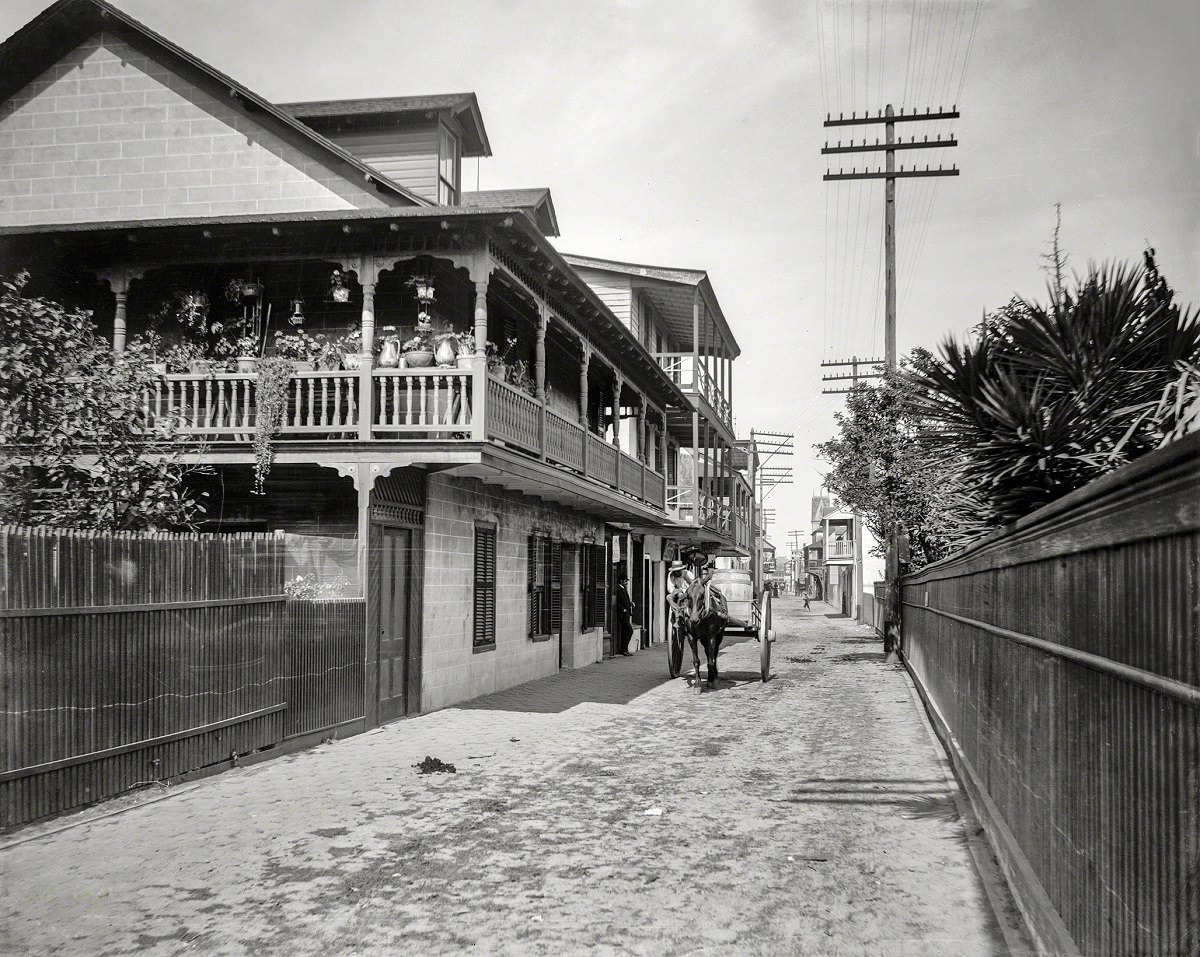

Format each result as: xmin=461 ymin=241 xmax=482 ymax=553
xmin=1 ymin=527 xmax=364 ymax=828
xmin=899 ymin=434 xmax=1200 ymax=957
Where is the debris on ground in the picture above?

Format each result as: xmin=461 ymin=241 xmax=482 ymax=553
xmin=413 ymin=756 xmax=456 ymax=774
xmin=643 ymin=807 xmax=664 ymax=816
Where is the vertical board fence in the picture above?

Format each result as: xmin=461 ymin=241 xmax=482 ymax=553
xmin=1 ymin=527 xmax=365 ymax=828
xmin=900 ymin=434 xmax=1200 ymax=957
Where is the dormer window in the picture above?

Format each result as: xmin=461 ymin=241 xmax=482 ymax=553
xmin=438 ymin=123 xmax=461 ymax=205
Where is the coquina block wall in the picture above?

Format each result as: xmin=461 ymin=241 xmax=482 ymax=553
xmin=421 ymin=475 xmax=605 ymax=711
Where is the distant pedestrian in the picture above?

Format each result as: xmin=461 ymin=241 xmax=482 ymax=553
xmin=803 ymin=589 xmax=811 ymax=610
xmin=614 ymin=573 xmax=635 ymax=656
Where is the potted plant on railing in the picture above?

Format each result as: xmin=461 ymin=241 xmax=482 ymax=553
xmin=486 ymin=336 xmax=517 ymax=377
xmin=233 ymin=335 xmax=260 ymax=373
xmin=433 ymin=332 xmax=459 ymax=368
xmin=375 ymin=326 xmax=400 ymax=368
xmin=453 ymin=331 xmax=477 ymax=369
xmin=273 ymin=330 xmax=322 ymax=371
xmin=332 ymin=328 xmax=363 ymax=369
xmin=402 ymin=331 xmax=435 ymax=368
xmin=161 ymin=340 xmax=208 ymax=374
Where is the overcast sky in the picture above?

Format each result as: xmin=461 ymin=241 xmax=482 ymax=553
xmin=3 ymin=0 xmax=1197 ymax=552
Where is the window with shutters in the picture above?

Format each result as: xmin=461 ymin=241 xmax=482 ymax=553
xmin=473 ymin=524 xmax=496 ymax=648
xmin=580 ymin=542 xmax=607 ymax=631
xmin=528 ymin=534 xmax=562 ymax=638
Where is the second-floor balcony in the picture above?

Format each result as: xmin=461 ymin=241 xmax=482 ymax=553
xmin=656 ymin=354 xmax=731 ymax=431
xmin=666 ymin=482 xmax=753 ymax=553
xmin=826 ymin=539 xmax=855 ymax=561
xmin=144 ymin=365 xmax=667 ymax=513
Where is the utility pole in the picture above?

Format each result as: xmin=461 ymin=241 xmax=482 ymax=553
xmin=822 ymin=104 xmax=960 ymax=633
xmin=821 ymin=355 xmax=883 ymax=395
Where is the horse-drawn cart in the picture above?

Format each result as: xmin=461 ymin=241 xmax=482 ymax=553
xmin=668 ymin=568 xmax=773 ymax=682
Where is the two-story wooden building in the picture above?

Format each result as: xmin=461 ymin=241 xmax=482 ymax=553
xmin=0 ymin=0 xmax=756 ymax=719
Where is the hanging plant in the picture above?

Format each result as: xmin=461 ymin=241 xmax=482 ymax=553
xmin=252 ymin=356 xmax=295 ymax=494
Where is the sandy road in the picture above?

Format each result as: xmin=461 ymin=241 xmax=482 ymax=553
xmin=1 ymin=598 xmax=1031 ymax=956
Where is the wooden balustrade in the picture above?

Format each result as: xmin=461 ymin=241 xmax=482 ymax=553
xmin=587 ymin=433 xmax=618 ymax=488
xmin=146 ymin=372 xmax=360 ymax=438
xmin=374 ymin=368 xmax=472 ymax=435
xmin=618 ymin=450 xmax=643 ymax=498
xmin=485 ymin=375 xmax=541 ymax=453
xmin=545 ymin=409 xmax=585 ymax=472
xmin=142 ymin=368 xmax=664 ymax=511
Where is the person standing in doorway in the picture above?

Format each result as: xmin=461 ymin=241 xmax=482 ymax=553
xmin=614 ymin=573 xmax=635 ymax=656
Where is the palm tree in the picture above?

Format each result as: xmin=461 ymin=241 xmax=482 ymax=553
xmin=905 ymin=251 xmax=1199 ymax=530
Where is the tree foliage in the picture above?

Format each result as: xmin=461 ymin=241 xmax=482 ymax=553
xmin=904 ymin=250 xmax=1199 ymax=530
xmin=0 ymin=273 xmax=208 ymax=529
xmin=815 ymin=371 xmax=966 ymax=573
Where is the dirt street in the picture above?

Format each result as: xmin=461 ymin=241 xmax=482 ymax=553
xmin=1 ymin=598 xmax=1032 ymax=956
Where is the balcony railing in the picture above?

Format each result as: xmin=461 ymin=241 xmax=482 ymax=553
xmin=666 ymin=485 xmax=753 ymax=552
xmin=145 ymin=368 xmax=665 ymax=511
xmin=826 ymin=539 xmax=854 ymax=559
xmin=656 ymin=353 xmax=732 ymax=429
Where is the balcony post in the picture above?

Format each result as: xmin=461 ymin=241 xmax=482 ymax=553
xmin=611 ymin=373 xmax=623 ymax=452
xmin=355 ymin=268 xmax=378 ymax=441
xmin=536 ymin=306 xmax=548 ymax=460
xmin=471 ymin=275 xmax=490 ymax=441
xmin=95 ymin=266 xmax=144 ymax=354
xmin=579 ymin=343 xmax=591 ymax=474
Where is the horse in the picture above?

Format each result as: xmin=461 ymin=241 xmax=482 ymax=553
xmin=680 ymin=572 xmax=729 ymax=688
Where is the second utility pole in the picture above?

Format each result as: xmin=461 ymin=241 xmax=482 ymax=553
xmin=821 ymin=103 xmax=960 ymax=621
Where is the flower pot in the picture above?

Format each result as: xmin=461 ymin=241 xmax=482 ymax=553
xmin=434 ymin=339 xmax=457 ymax=367
xmin=188 ymin=359 xmax=213 ymax=375
xmin=316 ymin=357 xmax=340 ymax=372
xmin=240 ymin=282 xmax=263 ymax=301
xmin=331 ymin=286 xmax=351 ymax=304
xmin=404 ymin=350 xmax=435 ymax=368
xmin=377 ymin=340 xmax=401 ymax=368
xmin=148 ymin=361 xmax=168 ymax=375
xmin=236 ymin=357 xmax=258 ymax=374
xmin=292 ymin=360 xmax=315 ymax=372
xmin=342 ymin=352 xmax=362 ymax=371
xmin=456 ymin=354 xmax=477 ymax=370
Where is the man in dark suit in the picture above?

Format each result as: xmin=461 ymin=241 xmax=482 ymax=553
xmin=614 ymin=574 xmax=635 ymax=656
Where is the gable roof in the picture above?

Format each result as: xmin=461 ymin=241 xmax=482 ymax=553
xmin=462 ymin=188 xmax=558 ymax=237
xmin=281 ymin=94 xmax=492 ymax=158
xmin=0 ymin=0 xmax=431 ymax=207
xmin=562 ymin=253 xmax=740 ymax=358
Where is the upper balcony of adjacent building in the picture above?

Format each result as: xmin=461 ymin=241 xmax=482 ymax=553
xmin=561 ymin=254 xmax=740 ymax=440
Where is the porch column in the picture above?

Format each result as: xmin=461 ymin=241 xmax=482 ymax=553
xmin=473 ymin=281 xmax=489 ymax=358
xmin=691 ymin=410 xmax=700 ymax=526
xmin=578 ymin=342 xmax=591 ymax=428
xmin=360 ymin=280 xmax=377 ymax=358
xmin=636 ymin=396 xmax=647 ymax=463
xmin=96 ymin=266 xmax=144 ymax=354
xmin=658 ymin=414 xmax=668 ymax=474
xmin=611 ymin=373 xmax=624 ymax=451
xmin=535 ymin=305 xmax=547 ymax=402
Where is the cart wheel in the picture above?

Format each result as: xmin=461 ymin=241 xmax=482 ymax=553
xmin=668 ymin=624 xmax=684 ymax=678
xmin=759 ymin=591 xmax=772 ymax=681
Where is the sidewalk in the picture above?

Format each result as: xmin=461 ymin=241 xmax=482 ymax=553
xmin=0 ymin=598 xmax=1032 ymax=956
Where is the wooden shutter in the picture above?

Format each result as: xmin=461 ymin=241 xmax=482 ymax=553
xmin=549 ymin=540 xmax=563 ymax=633
xmin=528 ymin=534 xmax=540 ymax=637
xmin=474 ymin=526 xmax=496 ymax=646
xmin=580 ymin=545 xmax=595 ymax=630
xmin=592 ymin=544 xmax=607 ymax=628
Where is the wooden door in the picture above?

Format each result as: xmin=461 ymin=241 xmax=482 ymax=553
xmin=378 ymin=526 xmax=411 ymax=722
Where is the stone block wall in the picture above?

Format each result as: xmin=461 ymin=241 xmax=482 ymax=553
xmin=0 ymin=33 xmax=392 ymax=227
xmin=421 ymin=474 xmax=605 ymax=711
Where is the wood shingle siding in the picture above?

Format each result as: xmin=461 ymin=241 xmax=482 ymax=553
xmin=573 ymin=267 xmax=632 ymax=327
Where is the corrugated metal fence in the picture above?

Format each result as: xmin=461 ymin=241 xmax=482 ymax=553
xmin=1 ymin=527 xmax=364 ymax=828
xmin=900 ymin=434 xmax=1200 ymax=957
